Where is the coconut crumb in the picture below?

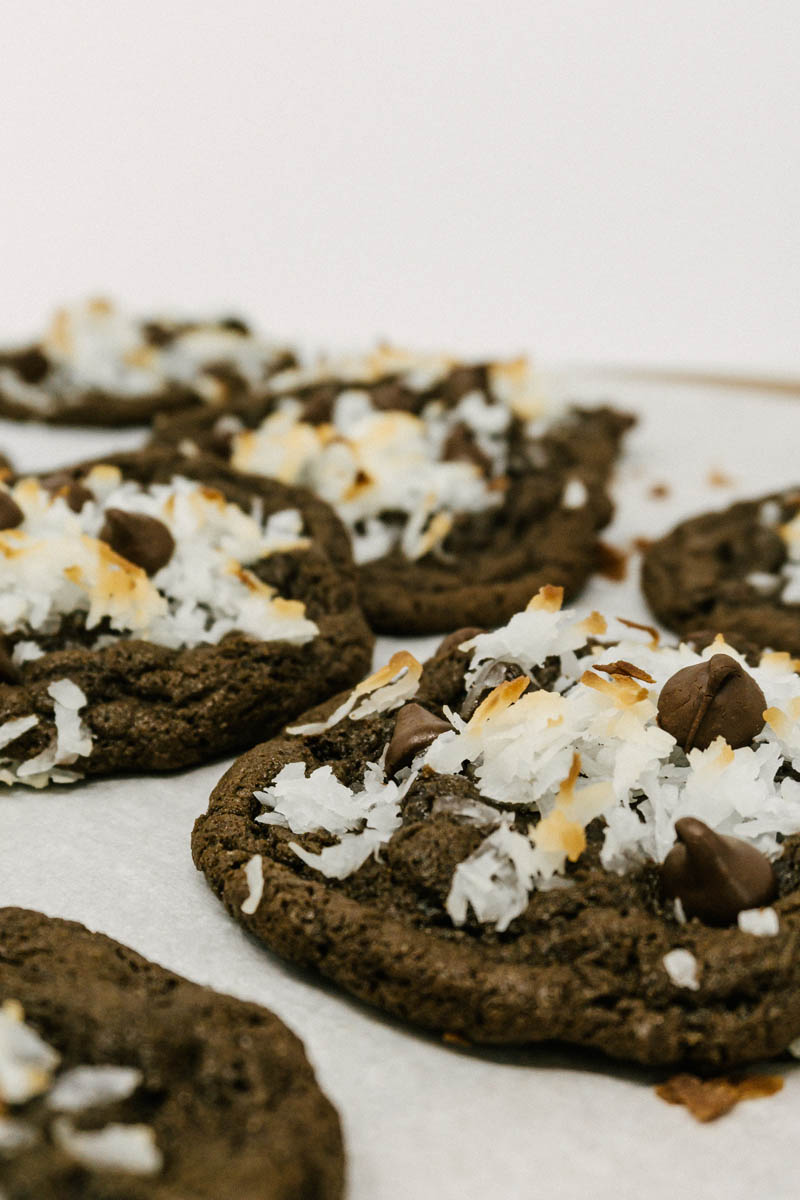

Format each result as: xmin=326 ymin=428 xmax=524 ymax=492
xmin=656 ymin=1073 xmax=783 ymax=1122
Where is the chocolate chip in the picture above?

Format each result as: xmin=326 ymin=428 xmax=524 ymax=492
xmin=370 ymin=382 xmax=418 ymax=413
xmin=9 ymin=347 xmax=49 ymax=384
xmin=42 ymin=473 xmax=94 ymax=513
xmin=661 ymin=816 xmax=776 ymax=925
xmin=436 ymin=626 xmax=484 ymax=657
xmin=656 ymin=653 xmax=766 ymax=751
xmin=441 ymin=423 xmax=492 ymax=475
xmin=219 ymin=317 xmax=250 ymax=335
xmin=299 ymin=386 xmax=338 ymax=424
xmin=142 ymin=321 xmax=177 ymax=348
xmin=100 ymin=509 xmax=175 ymax=575
xmin=0 ymin=491 xmax=24 ymax=530
xmin=440 ymin=365 xmax=487 ymax=405
xmin=384 ymin=703 xmax=451 ymax=777
xmin=0 ymin=638 xmax=21 ymax=685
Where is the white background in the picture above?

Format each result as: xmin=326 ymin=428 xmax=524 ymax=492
xmin=1 ymin=1 xmax=799 ymax=370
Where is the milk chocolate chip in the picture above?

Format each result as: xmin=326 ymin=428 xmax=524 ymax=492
xmin=0 ymin=491 xmax=24 ymax=530
xmin=661 ymin=817 xmax=776 ymax=925
xmin=384 ymin=703 xmax=451 ymax=777
xmin=100 ymin=509 xmax=175 ymax=575
xmin=657 ymin=654 xmax=766 ymax=751
xmin=42 ymin=472 xmax=94 ymax=513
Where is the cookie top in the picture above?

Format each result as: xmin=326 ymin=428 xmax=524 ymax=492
xmin=643 ymin=488 xmax=800 ymax=656
xmin=0 ymin=907 xmax=344 ymax=1199
xmin=0 ymin=299 xmax=295 ymax=426
xmin=0 ymin=448 xmax=372 ymax=784
xmin=194 ymin=587 xmax=800 ymax=1069
xmin=154 ymin=349 xmax=632 ymax=632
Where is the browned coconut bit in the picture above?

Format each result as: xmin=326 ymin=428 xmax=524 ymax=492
xmin=99 ymin=508 xmax=176 ymax=576
xmin=657 ymin=653 xmax=767 ymax=751
xmin=656 ymin=1072 xmax=783 ymax=1122
xmin=384 ymin=703 xmax=452 ymax=777
xmin=661 ymin=817 xmax=777 ymax=925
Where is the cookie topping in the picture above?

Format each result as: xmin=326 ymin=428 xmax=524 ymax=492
xmin=99 ymin=508 xmax=176 ymax=576
xmin=267 ymin=590 xmax=800 ymax=936
xmin=0 ymin=491 xmax=23 ymax=531
xmin=656 ymin=654 xmax=767 ymax=750
xmin=0 ymin=472 xmax=317 ymax=652
xmin=0 ymin=1000 xmax=161 ymax=1175
xmin=0 ymin=298 xmax=292 ymax=411
xmin=662 ymin=948 xmax=701 ymax=991
xmin=384 ymin=704 xmax=452 ymax=777
xmin=51 ymin=1117 xmax=163 ymax=1175
xmin=241 ymin=854 xmax=264 ymax=915
xmin=42 ymin=472 xmax=95 ymax=513
xmin=660 ymin=817 xmax=777 ymax=925
xmin=231 ymin=351 xmax=564 ymax=563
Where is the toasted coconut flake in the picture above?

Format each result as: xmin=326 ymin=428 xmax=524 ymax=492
xmin=469 ymin=676 xmax=530 ymax=729
xmin=526 ymin=585 xmax=564 ymax=612
xmin=593 ymin=660 xmax=656 ymax=685
xmin=288 ymin=652 xmax=423 ymax=735
xmin=578 ymin=610 xmax=608 ymax=637
xmin=580 ymin=670 xmax=650 ymax=708
xmin=617 ymin=617 xmax=660 ymax=648
xmin=656 ymin=1073 xmax=783 ymax=1123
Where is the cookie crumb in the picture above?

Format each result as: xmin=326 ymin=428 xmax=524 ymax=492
xmin=648 ymin=482 xmax=670 ymax=499
xmin=656 ymin=1072 xmax=783 ymax=1122
xmin=708 ymin=468 xmax=734 ymax=488
xmin=633 ymin=536 xmax=654 ymax=553
xmin=442 ymin=1031 xmax=471 ymax=1047
xmin=597 ymin=541 xmax=628 ymax=581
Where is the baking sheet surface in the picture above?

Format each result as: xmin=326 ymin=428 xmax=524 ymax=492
xmin=1 ymin=376 xmax=798 ymax=1199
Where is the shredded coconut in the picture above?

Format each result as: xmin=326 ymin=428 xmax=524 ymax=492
xmin=0 ymin=298 xmax=291 ymax=410
xmin=0 ymin=474 xmax=317 ymax=651
xmin=0 ymin=1002 xmax=60 ymax=1105
xmin=663 ymin=948 xmax=701 ymax=990
xmin=240 ymin=854 xmax=264 ymax=915
xmin=737 ymin=907 xmax=780 ymax=936
xmin=52 ymin=1117 xmax=163 ymax=1175
xmin=47 ymin=1065 xmax=142 ymax=1112
xmin=230 ymin=350 xmax=566 ymax=562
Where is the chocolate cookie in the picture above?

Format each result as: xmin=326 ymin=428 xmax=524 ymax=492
xmin=193 ymin=588 xmax=800 ymax=1069
xmin=643 ymin=488 xmax=800 ymax=655
xmin=0 ymin=447 xmax=372 ymax=785
xmin=0 ymin=299 xmax=296 ymax=426
xmin=0 ymin=907 xmax=344 ymax=1199
xmin=152 ymin=350 xmax=632 ymax=633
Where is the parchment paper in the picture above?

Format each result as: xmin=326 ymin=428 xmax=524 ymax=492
xmin=0 ymin=375 xmax=798 ymax=1199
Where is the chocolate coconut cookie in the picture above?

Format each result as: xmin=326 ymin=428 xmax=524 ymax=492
xmin=194 ymin=587 xmax=800 ymax=1069
xmin=0 ymin=299 xmax=296 ymax=426
xmin=643 ymin=489 xmax=800 ymax=656
xmin=0 ymin=447 xmax=371 ymax=785
xmin=153 ymin=349 xmax=632 ymax=633
xmin=0 ymin=907 xmax=344 ymax=1199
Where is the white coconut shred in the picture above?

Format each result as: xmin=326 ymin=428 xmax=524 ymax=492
xmin=0 ymin=297 xmax=291 ymax=410
xmin=0 ymin=1000 xmax=162 ymax=1176
xmin=253 ymin=588 xmax=800 ymax=933
xmin=0 ymin=467 xmax=318 ymax=784
xmin=230 ymin=350 xmax=570 ymax=563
